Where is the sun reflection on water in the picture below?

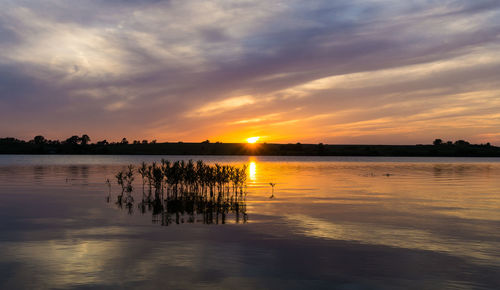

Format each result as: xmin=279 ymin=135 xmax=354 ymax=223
xmin=249 ymin=161 xmax=257 ymax=181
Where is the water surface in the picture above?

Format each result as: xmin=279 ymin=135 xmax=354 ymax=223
xmin=0 ymin=155 xmax=499 ymax=289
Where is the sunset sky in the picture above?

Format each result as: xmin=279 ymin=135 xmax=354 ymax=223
xmin=1 ymin=0 xmax=500 ymax=144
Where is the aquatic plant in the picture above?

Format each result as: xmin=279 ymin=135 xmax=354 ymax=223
xmin=105 ymin=178 xmax=111 ymax=202
xmin=134 ymin=160 xmax=248 ymax=197
xmin=124 ymin=165 xmax=134 ymax=193
xmin=114 ymin=165 xmax=135 ymax=208
xmin=115 ymin=171 xmax=125 ymax=193
xmin=105 ymin=178 xmax=111 ymax=191
xmin=269 ymin=182 xmax=276 ymax=199
xmin=138 ymin=162 xmax=148 ymax=192
xmin=110 ymin=159 xmax=249 ymax=225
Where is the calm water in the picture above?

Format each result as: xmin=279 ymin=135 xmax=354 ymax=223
xmin=0 ymin=155 xmax=499 ymax=289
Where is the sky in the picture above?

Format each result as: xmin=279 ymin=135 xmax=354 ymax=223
xmin=1 ymin=0 xmax=500 ymax=144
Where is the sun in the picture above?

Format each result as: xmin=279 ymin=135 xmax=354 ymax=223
xmin=247 ymin=136 xmax=260 ymax=143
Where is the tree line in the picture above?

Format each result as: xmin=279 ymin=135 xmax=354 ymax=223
xmin=1 ymin=135 xmax=499 ymax=156
xmin=432 ymin=139 xmax=491 ymax=146
xmin=0 ymin=135 xmax=156 ymax=145
xmin=0 ymin=135 xmax=494 ymax=147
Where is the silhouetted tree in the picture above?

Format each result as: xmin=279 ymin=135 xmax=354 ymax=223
xmin=142 ymin=140 xmax=148 ymax=144
xmin=121 ymin=138 xmax=129 ymax=145
xmin=33 ymin=135 xmax=47 ymax=145
xmin=96 ymin=140 xmax=108 ymax=145
xmin=80 ymin=134 xmax=90 ymax=145
xmin=0 ymin=138 xmax=24 ymax=145
xmin=65 ymin=135 xmax=80 ymax=145
xmin=433 ymin=139 xmax=443 ymax=145
xmin=454 ymin=140 xmax=470 ymax=146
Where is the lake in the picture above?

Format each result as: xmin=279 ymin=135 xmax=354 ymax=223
xmin=0 ymin=155 xmax=499 ymax=289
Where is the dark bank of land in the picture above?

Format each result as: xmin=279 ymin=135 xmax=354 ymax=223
xmin=1 ymin=136 xmax=499 ymax=157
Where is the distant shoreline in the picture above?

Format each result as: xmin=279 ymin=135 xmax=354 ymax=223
xmin=1 ymin=142 xmax=499 ymax=157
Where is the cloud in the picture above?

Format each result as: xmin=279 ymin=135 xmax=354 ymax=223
xmin=0 ymin=0 xmax=499 ymax=143
xmin=190 ymin=95 xmax=256 ymax=117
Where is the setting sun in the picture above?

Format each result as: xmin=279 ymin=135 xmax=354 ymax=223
xmin=247 ymin=136 xmax=260 ymax=143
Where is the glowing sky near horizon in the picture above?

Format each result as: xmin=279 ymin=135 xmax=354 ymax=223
xmin=1 ymin=0 xmax=500 ymax=144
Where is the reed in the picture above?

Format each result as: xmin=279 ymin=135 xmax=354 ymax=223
xmin=111 ymin=159 xmax=249 ymax=225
